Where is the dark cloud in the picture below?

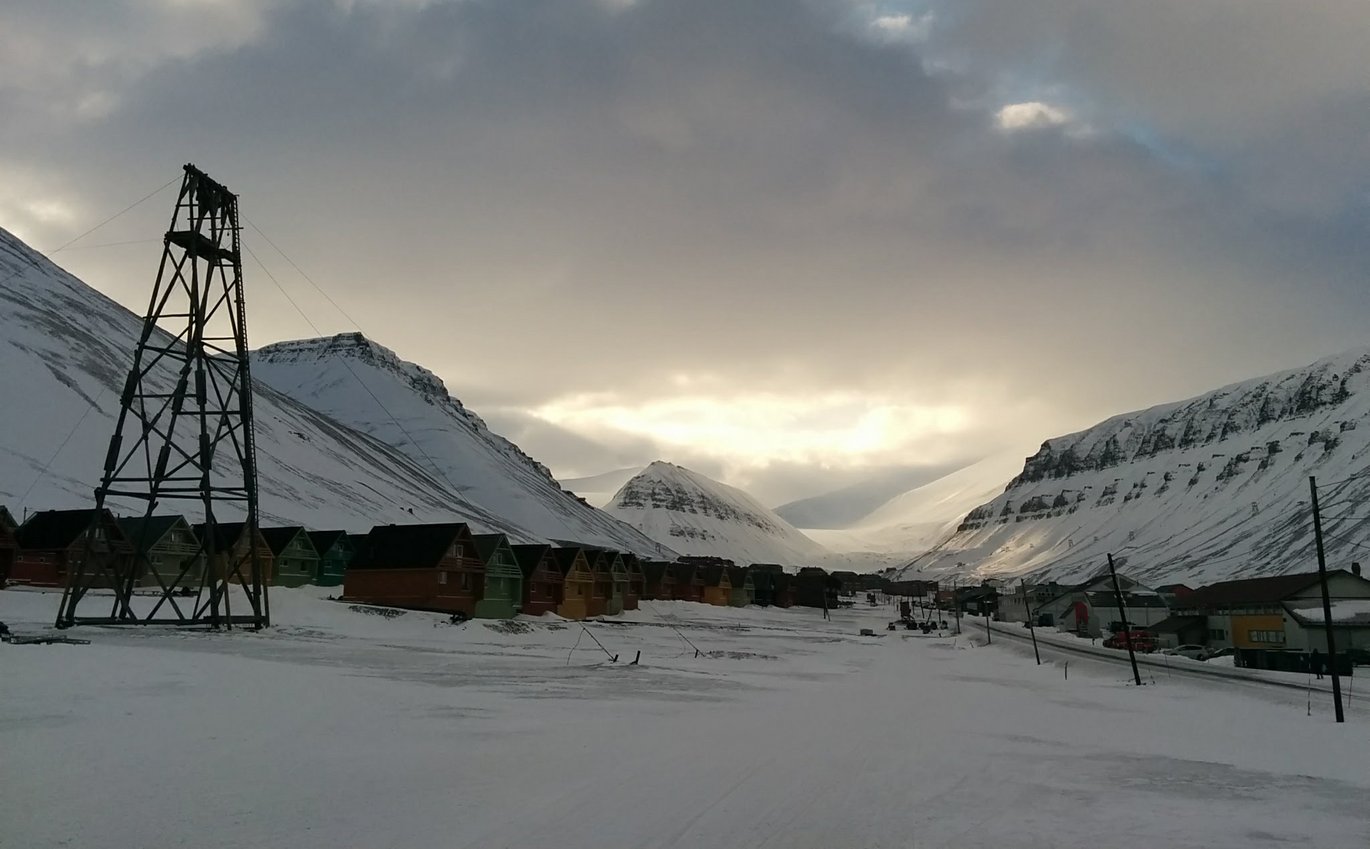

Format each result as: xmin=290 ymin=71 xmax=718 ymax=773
xmin=4 ymin=0 xmax=1369 ymax=503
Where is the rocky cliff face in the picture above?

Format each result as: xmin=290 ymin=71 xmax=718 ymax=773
xmin=897 ymin=349 xmax=1370 ymax=586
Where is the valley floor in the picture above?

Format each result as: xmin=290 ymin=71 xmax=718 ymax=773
xmin=2 ymin=589 xmax=1367 ymax=848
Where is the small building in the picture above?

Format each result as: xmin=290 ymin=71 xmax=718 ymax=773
xmin=700 ymin=564 xmax=733 ymax=607
xmin=260 ymin=526 xmax=320 ymax=588
xmin=957 ymin=585 xmax=1000 ymax=617
xmin=794 ymin=567 xmax=838 ymax=610
xmin=727 ymin=566 xmax=753 ymax=607
xmin=552 ymin=546 xmax=595 ymax=620
xmin=622 ymin=553 xmax=644 ymax=611
xmin=670 ymin=562 xmax=705 ymax=603
xmin=0 ymin=506 xmax=20 ymax=586
xmin=830 ymin=570 xmax=861 ymax=597
xmin=12 ymin=508 xmax=133 ymax=587
xmin=1035 ymin=573 xmax=1168 ymax=637
xmin=344 ymin=522 xmax=484 ymax=616
xmin=471 ymin=533 xmax=524 ymax=619
xmin=1149 ymin=614 xmax=1209 ymax=649
xmin=307 ymin=531 xmax=356 ymax=587
xmin=641 ymin=560 xmax=676 ymax=600
xmin=998 ymin=582 xmax=1067 ymax=625
xmin=118 ymin=515 xmax=203 ymax=589
xmin=513 ymin=544 xmax=562 ymax=617
xmin=194 ymin=521 xmax=274 ymax=587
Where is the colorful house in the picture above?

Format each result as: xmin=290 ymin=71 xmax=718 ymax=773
xmin=727 ymin=566 xmax=753 ymax=607
xmin=513 ymin=544 xmax=562 ymax=617
xmin=700 ymin=564 xmax=733 ymax=607
xmin=585 ymin=549 xmax=627 ymax=616
xmin=749 ymin=564 xmax=785 ymax=606
xmin=118 ymin=515 xmax=203 ymax=589
xmin=194 ymin=521 xmax=274 ymax=587
xmin=260 ymin=526 xmax=320 ymax=588
xmin=344 ymin=522 xmax=484 ymax=616
xmin=552 ymin=547 xmax=594 ymax=620
xmin=670 ymin=562 xmax=705 ymax=603
xmin=641 ymin=560 xmax=676 ymax=600
xmin=0 ymin=506 xmax=18 ymax=586
xmin=471 ymin=533 xmax=524 ymax=619
xmin=622 ymin=553 xmax=644 ymax=611
xmin=12 ymin=508 xmax=133 ymax=588
xmin=307 ymin=531 xmax=355 ymax=587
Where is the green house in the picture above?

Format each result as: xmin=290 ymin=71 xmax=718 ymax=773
xmin=260 ymin=526 xmax=319 ymax=588
xmin=472 ymin=533 xmax=523 ymax=619
xmin=307 ymin=530 xmax=354 ymax=587
xmin=601 ymin=551 xmax=628 ymax=616
xmin=117 ymin=515 xmax=203 ymax=590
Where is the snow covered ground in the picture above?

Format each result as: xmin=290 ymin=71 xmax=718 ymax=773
xmin=3 ymin=588 xmax=1368 ymax=848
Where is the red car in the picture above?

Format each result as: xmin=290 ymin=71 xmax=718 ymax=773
xmin=1103 ymin=630 xmax=1156 ymax=653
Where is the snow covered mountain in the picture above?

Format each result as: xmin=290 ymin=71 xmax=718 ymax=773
xmin=606 ymin=461 xmax=829 ymax=565
xmin=773 ymin=464 xmax=964 ymax=529
xmin=894 ymin=349 xmax=1370 ymax=587
xmin=0 ymin=226 xmax=668 ymax=555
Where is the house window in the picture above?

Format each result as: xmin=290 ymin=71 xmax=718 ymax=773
xmin=1208 ymin=628 xmax=1227 ymax=640
xmin=459 ymin=573 xmax=470 ymax=590
xmin=1249 ymin=630 xmax=1285 ymax=645
xmin=438 ymin=572 xmax=448 ymax=586
xmin=450 ymin=543 xmax=464 ymax=558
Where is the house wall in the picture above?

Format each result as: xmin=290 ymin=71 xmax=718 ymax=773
xmin=273 ymin=535 xmax=319 ymax=588
xmin=522 ymin=568 xmax=562 ymax=617
xmin=10 ymin=550 xmax=64 ymax=586
xmin=316 ymin=547 xmax=350 ymax=587
xmin=344 ymin=567 xmax=480 ymax=616
xmin=703 ymin=584 xmax=730 ymax=607
xmin=1231 ymin=613 xmax=1288 ymax=650
xmin=558 ymin=572 xmax=591 ymax=620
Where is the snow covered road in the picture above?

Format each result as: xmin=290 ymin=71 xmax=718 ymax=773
xmin=3 ymin=589 xmax=1368 ymax=848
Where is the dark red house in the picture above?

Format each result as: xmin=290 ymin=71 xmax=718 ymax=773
xmin=11 ymin=508 xmax=132 ymax=588
xmin=0 ymin=506 xmax=19 ymax=586
xmin=344 ymin=523 xmax=485 ymax=616
xmin=641 ymin=560 xmax=676 ymax=600
xmin=670 ymin=562 xmax=705 ymax=603
xmin=512 ymin=543 xmax=562 ymax=617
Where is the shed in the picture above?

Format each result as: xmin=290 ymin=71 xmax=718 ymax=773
xmin=118 ymin=515 xmax=203 ymax=589
xmin=344 ymin=522 xmax=484 ymax=616
xmin=471 ymin=533 xmax=523 ymax=619
xmin=13 ymin=508 xmax=132 ymax=588
xmin=512 ymin=544 xmax=562 ymax=617
xmin=307 ymin=530 xmax=355 ymax=587
xmin=551 ymin=547 xmax=594 ymax=620
xmin=260 ymin=526 xmax=320 ymax=588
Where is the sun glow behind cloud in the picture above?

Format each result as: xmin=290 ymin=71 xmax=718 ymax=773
xmin=531 ymin=390 xmax=972 ymax=469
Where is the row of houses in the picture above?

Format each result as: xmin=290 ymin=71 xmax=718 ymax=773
xmin=0 ymin=509 xmax=856 ymax=621
xmin=981 ymin=566 xmax=1370 ymax=670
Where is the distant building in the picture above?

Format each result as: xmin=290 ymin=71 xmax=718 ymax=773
xmin=1034 ymin=573 xmax=1169 ymax=638
xmin=118 ymin=515 xmax=203 ymax=589
xmin=13 ymin=508 xmax=132 ymax=588
xmin=260 ymin=526 xmax=320 ymax=588
xmin=471 ymin=533 xmax=523 ymax=619
xmin=308 ymin=531 xmax=356 ymax=587
xmin=344 ymin=522 xmax=484 ymax=616
xmin=551 ymin=547 xmax=595 ymax=620
xmin=0 ymin=506 xmax=19 ymax=586
xmin=512 ymin=544 xmax=562 ymax=617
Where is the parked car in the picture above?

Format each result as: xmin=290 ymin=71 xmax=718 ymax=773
xmin=1103 ymin=630 xmax=1156 ymax=653
xmin=1161 ymin=644 xmax=1211 ymax=661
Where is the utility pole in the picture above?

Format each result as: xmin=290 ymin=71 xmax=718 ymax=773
xmin=1022 ymin=579 xmax=1041 ymax=665
xmin=953 ymin=577 xmax=962 ymax=635
xmin=1309 ymin=476 xmax=1346 ymax=723
xmin=1107 ymin=553 xmax=1142 ymax=686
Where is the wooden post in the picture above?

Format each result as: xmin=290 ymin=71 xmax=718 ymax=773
xmin=1309 ymin=476 xmax=1346 ymax=723
xmin=1022 ymin=579 xmax=1041 ymax=665
xmin=1108 ymin=553 xmax=1142 ymax=687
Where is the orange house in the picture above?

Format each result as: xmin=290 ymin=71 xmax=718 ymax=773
xmin=552 ymin=547 xmax=594 ymax=620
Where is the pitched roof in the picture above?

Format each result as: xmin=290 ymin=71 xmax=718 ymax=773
xmin=1148 ymin=614 xmax=1207 ymax=634
xmin=551 ymin=546 xmax=588 ymax=577
xmin=308 ymin=530 xmax=351 ymax=557
xmin=641 ymin=560 xmax=673 ymax=584
xmin=260 ymin=526 xmax=314 ymax=557
xmin=511 ymin=544 xmax=554 ymax=579
xmin=0 ymin=505 xmax=17 ymax=532
xmin=117 ymin=515 xmax=190 ymax=553
xmin=192 ymin=521 xmax=255 ymax=553
xmin=357 ymin=523 xmax=471 ymax=569
xmin=1178 ymin=571 xmax=1338 ymax=609
xmin=699 ymin=563 xmax=730 ymax=585
xmin=17 ymin=509 xmax=113 ymax=550
xmin=471 ymin=533 xmax=511 ymax=563
xmin=1083 ymin=591 xmax=1168 ymax=609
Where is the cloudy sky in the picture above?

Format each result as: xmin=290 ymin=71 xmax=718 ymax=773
xmin=4 ymin=0 xmax=1369 ymax=506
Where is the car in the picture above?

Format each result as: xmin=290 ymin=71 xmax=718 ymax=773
xmin=1161 ymin=644 xmax=1212 ymax=661
xmin=1103 ymin=630 xmax=1157 ymax=653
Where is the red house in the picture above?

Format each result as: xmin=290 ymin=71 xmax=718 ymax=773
xmin=11 ymin=508 xmax=132 ymax=588
xmin=343 ymin=522 xmax=485 ymax=616
xmin=512 ymin=543 xmax=562 ymax=617
xmin=670 ymin=562 xmax=706 ymax=603
xmin=641 ymin=560 xmax=676 ymax=600
xmin=0 ymin=506 xmax=19 ymax=586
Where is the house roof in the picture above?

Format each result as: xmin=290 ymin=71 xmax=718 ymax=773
xmin=641 ymin=560 xmax=673 ymax=583
xmin=357 ymin=523 xmax=471 ymax=569
xmin=1283 ymin=599 xmax=1370 ymax=627
xmin=117 ymin=515 xmax=190 ymax=553
xmin=192 ymin=521 xmax=257 ymax=553
xmin=1083 ymin=591 xmax=1168 ymax=609
xmin=17 ymin=509 xmax=115 ymax=550
xmin=1178 ymin=571 xmax=1347 ymax=609
xmin=308 ymin=530 xmax=351 ymax=557
xmin=471 ymin=533 xmax=511 ymax=563
xmin=670 ymin=562 xmax=701 ymax=583
xmin=0 ymin=505 xmax=17 ymax=532
xmin=511 ymin=544 xmax=554 ymax=579
xmin=728 ymin=565 xmax=752 ymax=585
xmin=699 ymin=564 xmax=730 ymax=585
xmin=551 ymin=546 xmax=588 ymax=576
xmin=1148 ymin=614 xmax=1207 ymax=634
xmin=260 ymin=526 xmax=314 ymax=557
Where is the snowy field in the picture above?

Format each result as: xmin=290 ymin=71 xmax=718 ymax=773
xmin=3 ymin=589 xmax=1368 ymax=849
